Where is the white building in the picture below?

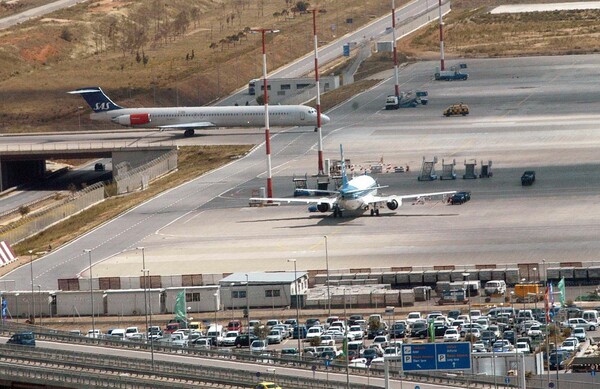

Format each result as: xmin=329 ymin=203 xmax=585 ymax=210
xmin=219 ymin=272 xmax=308 ymax=310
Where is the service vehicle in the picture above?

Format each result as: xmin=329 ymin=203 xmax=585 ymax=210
xmin=435 ymin=69 xmax=468 ymax=81
xmin=443 ymin=103 xmax=469 ymax=117
xmin=448 ymin=191 xmax=471 ymax=205
xmin=485 ymin=280 xmax=507 ymax=296
xmin=254 ymin=382 xmax=282 ymax=389
xmin=565 ymin=318 xmax=596 ymax=331
xmin=521 ymin=170 xmax=536 ymax=186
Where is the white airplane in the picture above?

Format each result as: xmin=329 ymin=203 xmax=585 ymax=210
xmin=69 ymin=87 xmax=330 ymax=137
xmin=250 ymin=145 xmax=457 ymax=217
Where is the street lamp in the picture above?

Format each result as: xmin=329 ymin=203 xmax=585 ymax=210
xmin=137 ymin=246 xmax=154 ymax=371
xmin=83 ymin=249 xmax=95 ymax=339
xmin=15 ymin=293 xmax=19 ymax=323
xmin=213 ymin=292 xmax=219 ymax=339
xmin=287 ymin=259 xmax=301 ymax=354
xmin=36 ymin=285 xmax=42 ymax=326
xmin=29 ymin=250 xmax=34 ymax=323
xmin=245 ymin=274 xmax=250 ymax=334
xmin=324 ymin=235 xmax=331 ymax=317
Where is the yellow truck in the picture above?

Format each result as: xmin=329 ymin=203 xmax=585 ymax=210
xmin=514 ymin=283 xmax=543 ymax=302
xmin=443 ymin=103 xmax=469 ymax=117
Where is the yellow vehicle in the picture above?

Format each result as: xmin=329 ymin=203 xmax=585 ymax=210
xmin=188 ymin=321 xmax=202 ymax=331
xmin=254 ymin=383 xmax=281 ymax=389
xmin=443 ymin=103 xmax=469 ymax=117
xmin=514 ymin=283 xmax=543 ymax=302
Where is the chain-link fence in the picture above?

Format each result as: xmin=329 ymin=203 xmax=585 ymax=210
xmin=0 ymin=183 xmax=105 ymax=244
xmin=115 ymin=150 xmax=177 ymax=195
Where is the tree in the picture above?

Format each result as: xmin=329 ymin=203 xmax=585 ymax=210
xmin=60 ymin=27 xmax=73 ymax=42
xmin=255 ymin=94 xmax=265 ymax=105
xmin=309 ymin=336 xmax=321 ymax=347
xmin=18 ymin=205 xmax=30 ymax=216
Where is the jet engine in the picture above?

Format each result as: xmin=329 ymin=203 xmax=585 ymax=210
xmin=113 ymin=113 xmax=150 ymax=126
xmin=386 ymin=199 xmax=400 ymax=210
xmin=317 ymin=203 xmax=330 ymax=213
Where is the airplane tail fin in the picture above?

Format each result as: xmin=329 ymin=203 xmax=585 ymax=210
xmin=340 ymin=144 xmax=349 ymax=188
xmin=68 ymin=87 xmax=123 ymax=113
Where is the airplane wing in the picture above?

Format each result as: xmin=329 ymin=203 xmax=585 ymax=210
xmin=249 ymin=196 xmax=337 ymax=206
xmin=368 ymin=190 xmax=457 ymax=206
xmin=158 ymin=122 xmax=216 ymax=129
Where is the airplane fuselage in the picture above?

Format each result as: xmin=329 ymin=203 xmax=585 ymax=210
xmin=338 ymin=175 xmax=379 ymax=212
xmin=91 ymin=105 xmax=324 ymax=128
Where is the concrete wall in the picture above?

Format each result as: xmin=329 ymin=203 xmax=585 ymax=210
xmin=55 ymin=290 xmax=104 ymax=316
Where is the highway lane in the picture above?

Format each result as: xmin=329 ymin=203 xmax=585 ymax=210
xmin=12 ymin=338 xmax=464 ymax=389
xmin=3 ymin=54 xmax=600 ymax=289
xmin=0 ymin=0 xmax=90 ymax=30
xmin=218 ymin=0 xmax=446 ymax=106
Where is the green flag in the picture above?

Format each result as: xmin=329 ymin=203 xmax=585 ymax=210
xmin=557 ymin=277 xmax=566 ymax=307
xmin=429 ymin=321 xmax=435 ymax=343
xmin=174 ymin=290 xmax=186 ymax=322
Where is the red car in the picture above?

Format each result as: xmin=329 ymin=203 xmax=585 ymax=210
xmin=228 ymin=320 xmax=242 ymax=332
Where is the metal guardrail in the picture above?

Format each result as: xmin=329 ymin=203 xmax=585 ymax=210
xmin=0 ymin=141 xmax=177 ymax=153
xmin=0 ymin=323 xmax=514 ymax=389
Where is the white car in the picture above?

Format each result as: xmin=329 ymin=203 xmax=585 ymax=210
xmin=566 ymin=318 xmax=597 ymax=331
xmin=515 ymin=341 xmax=530 ymax=353
xmin=250 ymin=339 xmax=267 ymax=353
xmin=572 ymin=327 xmax=587 ymax=342
xmin=306 ymin=326 xmax=323 ymax=340
xmin=443 ymin=328 xmax=461 ymax=342
xmin=559 ymin=339 xmax=577 ymax=352
xmin=125 ymin=326 xmax=141 ymax=339
xmin=348 ymin=325 xmax=364 ymax=340
xmin=406 ymin=312 xmax=422 ymax=324
xmin=526 ymin=325 xmax=543 ymax=338
xmin=221 ymin=331 xmax=239 ymax=346
xmin=319 ymin=334 xmax=335 ymax=346
xmin=267 ymin=329 xmax=283 ymax=344
xmin=384 ymin=347 xmax=400 ymax=357
xmin=325 ymin=330 xmax=353 ymax=343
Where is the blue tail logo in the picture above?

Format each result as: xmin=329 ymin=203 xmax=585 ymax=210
xmin=68 ymin=87 xmax=123 ymax=113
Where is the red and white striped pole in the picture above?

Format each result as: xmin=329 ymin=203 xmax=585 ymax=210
xmin=312 ymin=10 xmax=324 ymax=175
xmin=253 ymin=28 xmax=276 ymax=198
xmin=392 ymin=0 xmax=400 ymax=98
xmin=438 ymin=0 xmax=445 ymax=71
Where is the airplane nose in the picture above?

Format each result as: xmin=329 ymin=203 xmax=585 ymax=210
xmin=321 ymin=113 xmax=330 ymax=124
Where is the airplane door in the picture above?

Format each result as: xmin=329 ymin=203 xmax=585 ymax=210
xmin=300 ymin=111 xmax=305 ymax=121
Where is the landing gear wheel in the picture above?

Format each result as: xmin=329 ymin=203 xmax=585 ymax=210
xmin=370 ymin=209 xmax=374 ymax=216
xmin=375 ymin=209 xmax=380 ymax=216
xmin=184 ymin=129 xmax=195 ymax=137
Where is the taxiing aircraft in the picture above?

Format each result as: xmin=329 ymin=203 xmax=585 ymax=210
xmin=69 ymin=87 xmax=330 ymax=137
xmin=250 ymin=145 xmax=456 ymax=217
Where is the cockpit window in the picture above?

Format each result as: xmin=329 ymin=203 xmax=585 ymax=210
xmin=308 ymin=108 xmax=317 ymax=115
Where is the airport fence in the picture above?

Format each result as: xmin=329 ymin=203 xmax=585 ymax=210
xmin=114 ymin=149 xmax=178 ymax=195
xmin=0 ymin=182 xmax=105 ymax=245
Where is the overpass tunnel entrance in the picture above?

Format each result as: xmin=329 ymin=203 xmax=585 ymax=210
xmin=0 ymin=159 xmax=45 ymax=191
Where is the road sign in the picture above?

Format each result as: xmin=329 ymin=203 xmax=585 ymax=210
xmin=505 ymin=377 xmax=511 ymax=384
xmin=343 ymin=44 xmax=350 ymax=57
xmin=402 ymin=342 xmax=471 ymax=372
xmin=402 ymin=344 xmax=437 ymax=371
xmin=435 ymin=342 xmax=472 ymax=370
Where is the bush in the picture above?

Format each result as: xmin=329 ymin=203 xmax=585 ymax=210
xmin=309 ymin=336 xmax=321 ymax=347
xmin=18 ymin=205 xmax=30 ymax=216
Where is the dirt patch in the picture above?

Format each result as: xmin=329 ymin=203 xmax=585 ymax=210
xmin=20 ymin=43 xmax=59 ymax=63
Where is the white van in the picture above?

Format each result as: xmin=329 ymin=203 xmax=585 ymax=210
xmin=110 ymin=328 xmax=126 ymax=340
xmin=582 ymin=310 xmax=599 ymax=324
xmin=484 ymin=280 xmax=507 ymax=296
xmin=206 ymin=324 xmax=225 ymax=345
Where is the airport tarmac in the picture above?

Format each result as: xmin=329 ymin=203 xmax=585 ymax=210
xmin=85 ymin=54 xmax=600 ymax=279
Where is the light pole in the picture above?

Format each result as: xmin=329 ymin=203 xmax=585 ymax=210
xmin=213 ymin=292 xmax=219 ymax=337
xmin=15 ymin=293 xmax=19 ymax=323
xmin=287 ymin=259 xmax=301 ymax=354
xmin=36 ymin=285 xmax=42 ymax=326
xmin=462 ymin=272 xmax=472 ymax=388
xmin=84 ymin=249 xmax=95 ymax=339
xmin=137 ymin=247 xmax=154 ymax=371
xmin=245 ymin=274 xmax=250 ymax=334
xmin=324 ymin=235 xmax=331 ymax=317
xmin=251 ymin=28 xmax=280 ymax=199
xmin=29 ymin=250 xmax=34 ymax=322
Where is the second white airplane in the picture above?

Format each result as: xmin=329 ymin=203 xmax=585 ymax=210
xmin=69 ymin=86 xmax=330 ymax=137
xmin=251 ymin=145 xmax=457 ymax=217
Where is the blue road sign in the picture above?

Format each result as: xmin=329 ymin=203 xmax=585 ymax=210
xmin=505 ymin=377 xmax=511 ymax=385
xmin=402 ymin=342 xmax=471 ymax=372
xmin=436 ymin=342 xmax=472 ymax=370
xmin=402 ymin=344 xmax=437 ymax=371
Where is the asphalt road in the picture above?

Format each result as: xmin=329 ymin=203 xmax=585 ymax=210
xmin=3 ymin=54 xmax=600 ymax=290
xmin=0 ymin=0 xmax=89 ymax=30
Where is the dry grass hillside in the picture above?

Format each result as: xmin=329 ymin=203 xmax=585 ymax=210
xmin=0 ymin=0 xmax=395 ymax=132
